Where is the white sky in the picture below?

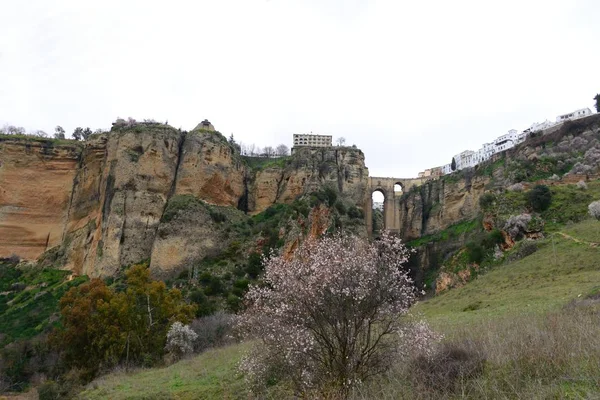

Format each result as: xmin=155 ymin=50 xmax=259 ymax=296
xmin=1 ymin=0 xmax=598 ymax=178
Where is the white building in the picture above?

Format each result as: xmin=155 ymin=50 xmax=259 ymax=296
xmin=293 ymin=134 xmax=332 ymax=148
xmin=424 ymin=105 xmax=594 ymax=177
xmin=556 ymin=108 xmax=592 ymax=122
xmin=373 ymin=201 xmax=384 ymax=211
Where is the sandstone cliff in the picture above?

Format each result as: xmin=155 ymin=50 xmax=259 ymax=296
xmin=0 ymin=124 xmax=369 ymax=278
xmin=0 ymin=137 xmax=81 ymax=259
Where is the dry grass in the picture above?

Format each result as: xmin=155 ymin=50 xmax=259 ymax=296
xmin=353 ymin=301 xmax=600 ymax=399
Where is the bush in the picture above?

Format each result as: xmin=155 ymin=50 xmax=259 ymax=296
xmin=334 ymin=200 xmax=347 ymax=215
xmin=237 ymin=233 xmax=423 ymax=396
xmin=466 ymin=242 xmax=485 ymax=264
xmin=209 ymin=210 xmax=226 ymax=223
xmin=165 ymin=322 xmax=198 ymax=361
xmin=527 ymin=185 xmax=552 ymax=212
xmin=347 ymin=206 xmax=364 ymax=219
xmin=411 ymin=342 xmax=485 ymax=394
xmin=589 ymin=200 xmax=600 ymax=220
xmin=482 ymin=229 xmax=504 ymax=249
xmin=576 ymin=180 xmax=588 ymax=190
xmin=38 ymin=380 xmax=61 ymax=400
xmin=190 ymin=312 xmax=234 ymax=353
xmin=478 ymin=193 xmax=496 ymax=211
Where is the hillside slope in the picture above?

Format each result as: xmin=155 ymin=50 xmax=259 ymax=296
xmin=79 ymin=217 xmax=600 ymax=399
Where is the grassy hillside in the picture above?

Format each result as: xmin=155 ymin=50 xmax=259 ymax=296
xmin=80 ymin=217 xmax=600 ymax=399
xmin=0 ymin=261 xmax=87 ymax=347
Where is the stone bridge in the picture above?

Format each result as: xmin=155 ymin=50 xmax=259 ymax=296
xmin=365 ymin=176 xmax=428 ymax=235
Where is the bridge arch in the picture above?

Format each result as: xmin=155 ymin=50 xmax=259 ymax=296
xmin=366 ymin=176 xmax=426 ymax=236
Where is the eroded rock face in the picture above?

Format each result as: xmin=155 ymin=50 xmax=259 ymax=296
xmin=0 ymin=127 xmax=370 ymax=277
xmin=63 ymin=126 xmax=183 ymax=276
xmin=174 ymin=130 xmax=245 ymax=207
xmin=398 ymin=174 xmax=489 ymax=241
xmin=248 ymin=147 xmax=369 ymax=214
xmin=0 ymin=139 xmax=81 ymax=259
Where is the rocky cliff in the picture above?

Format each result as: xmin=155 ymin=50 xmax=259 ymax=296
xmin=0 ymin=124 xmax=369 ymax=277
xmin=0 ymin=138 xmax=81 ymax=259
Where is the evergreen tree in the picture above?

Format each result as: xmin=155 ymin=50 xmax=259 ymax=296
xmin=451 ymin=157 xmax=457 ymax=171
xmin=594 ymin=94 xmax=600 ymax=113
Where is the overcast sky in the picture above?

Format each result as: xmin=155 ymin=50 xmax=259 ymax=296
xmin=1 ymin=0 xmax=598 ymax=178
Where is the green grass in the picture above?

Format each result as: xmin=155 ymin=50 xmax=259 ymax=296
xmin=0 ymin=133 xmax=81 ymax=147
xmin=407 ymin=218 xmax=480 ymax=247
xmin=0 ymin=263 xmax=87 ymax=347
xmin=78 ymin=218 xmax=600 ymax=399
xmin=541 ymin=181 xmax=600 ymax=230
xmin=242 ymin=155 xmax=291 ymax=171
xmin=79 ymin=343 xmax=250 ymax=399
xmin=414 ymin=219 xmax=600 ymax=328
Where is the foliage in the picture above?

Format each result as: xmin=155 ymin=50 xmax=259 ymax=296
xmin=241 ymin=155 xmax=290 ymax=171
xmin=55 ymin=263 xmax=196 ymax=379
xmin=54 ymin=126 xmax=65 ymax=140
xmin=0 ymin=263 xmax=86 ymax=348
xmin=594 ymin=93 xmax=600 ymax=113
xmin=527 ymin=185 xmax=552 ymax=212
xmin=237 ymin=233 xmax=424 ymax=396
xmin=466 ymin=242 xmax=485 ymax=264
xmin=161 ymin=195 xmax=230 ymax=225
xmin=451 ymin=157 xmax=456 ymax=171
xmin=589 ymin=200 xmax=600 ymax=220
xmin=72 ymin=127 xmax=83 ymax=141
xmin=190 ymin=312 xmax=234 ymax=353
xmin=478 ymin=193 xmax=496 ymax=211
xmin=407 ymin=218 xmax=480 ymax=248
xmin=165 ymin=322 xmax=198 ymax=360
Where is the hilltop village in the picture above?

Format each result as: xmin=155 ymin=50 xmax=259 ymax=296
xmin=417 ymin=106 xmax=594 ymax=178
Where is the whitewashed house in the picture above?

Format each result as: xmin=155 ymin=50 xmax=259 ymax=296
xmin=556 ymin=108 xmax=592 ymax=122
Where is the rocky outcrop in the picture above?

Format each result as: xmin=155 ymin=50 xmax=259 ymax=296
xmin=174 ymin=129 xmax=245 ymax=207
xmin=0 ymin=138 xmax=81 ymax=259
xmin=248 ymin=147 xmax=368 ymax=213
xmin=398 ymin=173 xmax=489 ymax=241
xmin=63 ymin=125 xmax=184 ymax=276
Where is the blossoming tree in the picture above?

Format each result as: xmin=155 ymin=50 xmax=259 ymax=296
xmin=237 ymin=232 xmax=424 ymax=396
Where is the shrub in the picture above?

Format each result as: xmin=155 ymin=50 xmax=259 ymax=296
xmin=589 ymin=200 xmax=600 ymax=220
xmin=190 ymin=312 xmax=234 ymax=353
xmin=411 ymin=342 xmax=485 ymax=394
xmin=165 ymin=322 xmax=198 ymax=360
xmin=334 ymin=200 xmax=347 ymax=215
xmin=237 ymin=232 xmax=422 ymax=396
xmin=347 ymin=206 xmax=364 ymax=219
xmin=482 ymin=229 xmax=504 ymax=249
xmin=576 ymin=180 xmax=588 ymax=190
xmin=466 ymin=242 xmax=485 ymax=264
xmin=478 ymin=193 xmax=496 ymax=210
xmin=38 ymin=380 xmax=61 ymax=400
xmin=209 ymin=210 xmax=226 ymax=223
xmin=527 ymin=185 xmax=552 ymax=212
